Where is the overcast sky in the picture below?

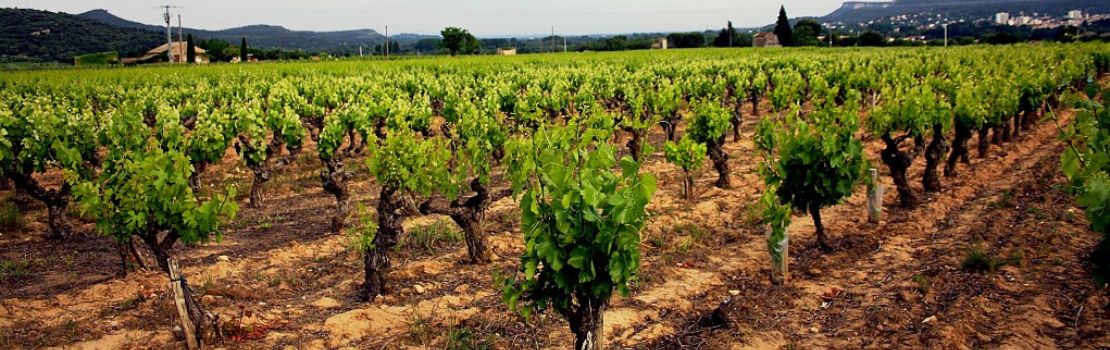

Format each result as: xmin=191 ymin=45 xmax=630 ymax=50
xmin=1 ymin=0 xmax=845 ymax=36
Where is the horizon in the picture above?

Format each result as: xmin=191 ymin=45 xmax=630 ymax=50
xmin=0 ymin=0 xmax=844 ymax=36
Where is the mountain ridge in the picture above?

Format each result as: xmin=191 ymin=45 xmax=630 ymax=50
xmin=77 ymin=9 xmax=391 ymax=50
xmin=821 ymin=0 xmax=1110 ymax=23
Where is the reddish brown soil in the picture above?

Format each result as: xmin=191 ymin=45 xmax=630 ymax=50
xmin=1 ymin=100 xmax=1107 ymax=350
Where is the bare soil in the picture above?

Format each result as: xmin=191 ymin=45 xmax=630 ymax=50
xmin=1 ymin=101 xmax=1107 ymax=350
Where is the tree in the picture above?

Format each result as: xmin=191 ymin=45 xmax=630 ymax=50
xmin=240 ymin=37 xmax=248 ymax=62
xmin=0 ymin=100 xmax=100 ymax=239
xmin=418 ymin=93 xmax=512 ymax=264
xmin=1059 ymin=88 xmax=1110 ymax=286
xmin=945 ymin=81 xmax=988 ymax=177
xmin=688 ymin=100 xmax=733 ymax=189
xmin=793 ymin=20 xmax=822 ymax=46
xmin=755 ymin=93 xmax=867 ymax=252
xmin=361 ymin=126 xmax=450 ymax=301
xmin=503 ymin=118 xmax=656 ymax=350
xmin=70 ymin=105 xmax=237 ymax=344
xmin=664 ymin=136 xmax=706 ymax=201
xmin=867 ymin=81 xmax=949 ymax=207
xmin=186 ymin=34 xmax=195 ymax=64
xmin=619 ymin=88 xmax=661 ymax=162
xmin=234 ymin=95 xmax=305 ymax=208
xmin=713 ymin=21 xmax=738 ymax=47
xmin=859 ymin=31 xmax=885 ymax=46
xmin=774 ymin=6 xmax=794 ymax=47
xmin=414 ymin=38 xmax=443 ymax=54
xmin=441 ymin=27 xmax=479 ymax=55
xmin=666 ymin=32 xmax=705 ymax=48
xmin=198 ymin=38 xmax=231 ymax=62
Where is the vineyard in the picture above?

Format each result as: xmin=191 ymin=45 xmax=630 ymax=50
xmin=1 ymin=44 xmax=1110 ymax=349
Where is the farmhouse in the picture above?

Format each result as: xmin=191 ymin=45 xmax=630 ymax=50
xmin=651 ymin=37 xmax=668 ymax=50
xmin=122 ymin=41 xmax=209 ymax=65
xmin=753 ymin=32 xmax=781 ymax=48
xmin=496 ymin=47 xmax=517 ymax=56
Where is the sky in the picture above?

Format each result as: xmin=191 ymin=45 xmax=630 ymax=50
xmin=0 ymin=0 xmax=846 ymax=36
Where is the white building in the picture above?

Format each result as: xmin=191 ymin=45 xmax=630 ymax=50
xmin=994 ymin=12 xmax=1010 ymax=25
xmin=1068 ymin=10 xmax=1084 ymax=20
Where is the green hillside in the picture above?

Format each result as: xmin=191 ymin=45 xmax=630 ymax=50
xmin=0 ymin=8 xmax=162 ymax=63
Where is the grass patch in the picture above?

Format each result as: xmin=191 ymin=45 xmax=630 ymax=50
xmin=0 ymin=259 xmax=30 ymax=282
xmin=447 ymin=326 xmax=495 ymax=350
xmin=0 ymin=199 xmax=23 ymax=233
xmin=659 ymin=223 xmax=710 ymax=265
xmin=402 ymin=220 xmax=463 ymax=256
xmin=960 ymin=246 xmax=1022 ymax=273
xmin=911 ymin=274 xmax=930 ymax=293
xmin=740 ymin=200 xmax=766 ymax=228
xmin=988 ymin=191 xmax=1014 ymax=209
xmin=346 ymin=205 xmax=377 ymax=255
xmin=406 ymin=313 xmax=436 ymax=346
xmin=671 ymin=223 xmax=708 ymax=254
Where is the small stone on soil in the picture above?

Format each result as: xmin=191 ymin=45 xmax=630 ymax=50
xmin=311 ymin=297 xmax=340 ymax=309
xmin=414 ymin=284 xmax=426 ymax=294
xmin=728 ymin=289 xmax=740 ymax=296
xmin=454 ymin=284 xmax=470 ymax=293
xmin=217 ymin=255 xmax=230 ymax=262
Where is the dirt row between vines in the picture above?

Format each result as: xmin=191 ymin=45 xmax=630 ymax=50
xmin=1 ymin=100 xmax=1107 ymax=349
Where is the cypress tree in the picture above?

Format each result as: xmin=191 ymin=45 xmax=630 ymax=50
xmin=728 ymin=21 xmax=735 ymax=47
xmin=774 ymin=6 xmax=794 ymax=47
xmin=186 ymin=34 xmax=196 ymax=64
xmin=240 ymin=37 xmax=248 ymax=62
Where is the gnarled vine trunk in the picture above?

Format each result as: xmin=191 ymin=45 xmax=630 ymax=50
xmin=248 ymin=167 xmax=271 ymax=209
xmin=624 ymin=128 xmax=644 ymax=162
xmin=810 ymin=205 xmax=831 ymax=253
xmin=362 ymin=186 xmax=410 ymax=301
xmin=945 ymin=121 xmax=974 ymax=177
xmin=681 ymin=169 xmax=694 ymax=201
xmin=751 ymin=95 xmax=762 ymax=117
xmin=188 ymin=162 xmax=209 ymax=194
xmin=731 ymin=104 xmax=743 ymax=142
xmin=320 ymin=158 xmax=349 ymax=234
xmin=977 ymin=126 xmax=991 ymax=158
xmin=567 ymin=295 xmax=607 ymax=350
xmin=923 ymin=124 xmax=948 ymax=193
xmin=420 ymin=179 xmax=512 ymax=264
xmin=8 ymin=172 xmax=72 ymax=239
xmin=880 ymin=134 xmax=923 ymax=208
xmin=663 ymin=113 xmax=681 ymax=142
xmin=707 ymin=137 xmax=731 ymax=189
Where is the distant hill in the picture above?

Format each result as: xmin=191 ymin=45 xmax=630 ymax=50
xmin=822 ymin=0 xmax=1110 ymax=23
xmin=0 ymin=8 xmax=162 ymax=63
xmin=77 ymin=9 xmax=438 ymax=50
xmin=0 ymin=7 xmax=440 ymax=63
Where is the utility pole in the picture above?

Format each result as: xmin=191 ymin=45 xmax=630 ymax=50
xmin=384 ymin=25 xmax=389 ymax=58
xmin=829 ymin=26 xmax=834 ymax=47
xmin=943 ymin=23 xmax=949 ymax=47
xmin=563 ymin=37 xmax=567 ymax=52
xmin=551 ymin=26 xmax=555 ymax=53
xmin=162 ymin=6 xmax=173 ymax=63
